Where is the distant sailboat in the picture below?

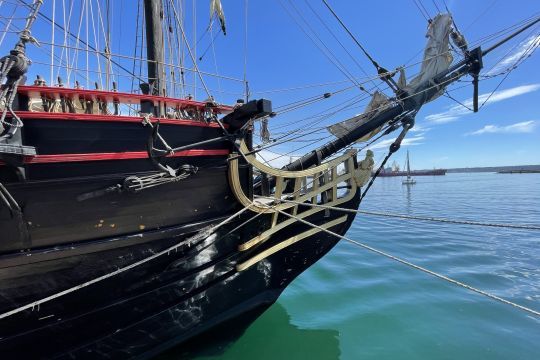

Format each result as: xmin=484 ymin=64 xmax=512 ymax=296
xmin=402 ymin=150 xmax=417 ymax=185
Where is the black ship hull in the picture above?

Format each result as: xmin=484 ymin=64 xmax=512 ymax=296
xmin=0 ymin=86 xmax=361 ymax=358
xmin=0 ymin=194 xmax=358 ymax=359
xmin=0 ymin=2 xmax=534 ymax=357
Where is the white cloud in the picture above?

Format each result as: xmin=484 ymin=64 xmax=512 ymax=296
xmin=409 ymin=124 xmax=431 ymax=133
xmin=425 ymin=84 xmax=540 ymax=124
xmin=486 ymin=35 xmax=540 ymax=76
xmin=367 ymin=135 xmax=424 ymax=150
xmin=466 ymin=120 xmax=538 ymax=136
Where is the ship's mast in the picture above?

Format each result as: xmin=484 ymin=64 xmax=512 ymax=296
xmin=143 ymin=0 xmax=165 ymax=97
xmin=406 ymin=150 xmax=411 ymax=176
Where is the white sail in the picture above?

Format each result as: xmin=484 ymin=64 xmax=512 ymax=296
xmin=399 ymin=14 xmax=455 ymax=103
xmin=327 ymin=13 xmax=462 ymax=141
xmin=327 ymin=91 xmax=390 ymax=142
xmin=402 ymin=150 xmax=416 ymax=185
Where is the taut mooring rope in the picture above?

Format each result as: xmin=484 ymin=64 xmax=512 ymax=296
xmin=275 ymin=208 xmax=540 ymax=317
xmin=0 ymin=206 xmax=252 ymax=320
xmin=259 ymin=197 xmax=540 ymax=231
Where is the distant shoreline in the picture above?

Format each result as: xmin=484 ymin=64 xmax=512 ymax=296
xmin=498 ymin=170 xmax=540 ymax=174
xmin=445 ymin=165 xmax=540 ymax=173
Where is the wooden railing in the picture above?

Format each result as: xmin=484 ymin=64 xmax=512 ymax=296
xmin=16 ymin=85 xmax=233 ymax=113
xmin=13 ymin=85 xmax=233 ymax=124
xmin=229 ymin=140 xmax=374 ymax=255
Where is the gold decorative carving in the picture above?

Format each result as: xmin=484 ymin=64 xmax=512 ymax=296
xmin=354 ymin=150 xmax=374 ymax=187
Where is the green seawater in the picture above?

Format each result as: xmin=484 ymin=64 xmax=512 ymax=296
xmin=168 ymin=173 xmax=540 ymax=359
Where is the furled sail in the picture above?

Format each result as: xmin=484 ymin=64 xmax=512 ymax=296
xmin=327 ymin=91 xmax=390 ymax=142
xmin=399 ymin=13 xmax=455 ymax=103
xmin=210 ymin=0 xmax=227 ymax=35
xmin=327 ymin=13 xmax=460 ymax=142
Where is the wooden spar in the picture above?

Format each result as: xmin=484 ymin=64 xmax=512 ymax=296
xmin=271 ymin=17 xmax=540 ymax=178
xmin=143 ymin=0 xmax=166 ymax=98
xmin=277 ymin=58 xmax=471 ymax=177
xmin=281 ymin=105 xmax=404 ymax=173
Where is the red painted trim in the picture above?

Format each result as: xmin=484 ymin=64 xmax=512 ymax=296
xmin=14 ymin=111 xmax=225 ymax=128
xmin=0 ymin=149 xmax=230 ymax=166
xmin=17 ymin=85 xmax=234 ymax=113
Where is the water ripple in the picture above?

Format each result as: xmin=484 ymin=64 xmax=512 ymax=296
xmin=280 ymin=173 xmax=540 ymax=359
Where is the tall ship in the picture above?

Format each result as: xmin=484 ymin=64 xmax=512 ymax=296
xmin=0 ymin=1 xmax=537 ymax=358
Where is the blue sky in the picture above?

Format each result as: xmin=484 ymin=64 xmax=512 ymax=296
xmin=1 ymin=0 xmax=539 ymax=169
xmin=238 ymin=0 xmax=540 ymax=169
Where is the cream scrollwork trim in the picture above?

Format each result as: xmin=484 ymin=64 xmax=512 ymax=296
xmin=228 ymin=140 xmax=358 ymax=213
xmin=236 ymin=139 xmax=356 ymax=178
xmin=229 ymin=144 xmax=374 ymax=252
xmin=236 ymin=215 xmax=348 ymax=272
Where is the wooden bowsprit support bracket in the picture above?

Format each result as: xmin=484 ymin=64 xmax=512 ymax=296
xmin=221 ymin=99 xmax=272 ymax=131
xmin=1 ymin=94 xmax=36 ymax=170
xmin=467 ymin=47 xmax=483 ymax=113
xmin=0 ymin=142 xmax=36 ymax=166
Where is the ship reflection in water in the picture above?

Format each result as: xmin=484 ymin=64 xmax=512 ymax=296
xmin=157 ymin=302 xmax=340 ymax=360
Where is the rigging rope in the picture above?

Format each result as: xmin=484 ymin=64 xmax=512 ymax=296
xmin=274 ymin=208 xmax=540 ymax=318
xmin=464 ymin=0 xmax=499 ymax=32
xmin=209 ymin=21 xmax=223 ymax=100
xmin=416 ymin=0 xmax=432 ymax=21
xmin=132 ymin=0 xmax=142 ymax=92
xmin=252 ymin=79 xmax=353 ymax=94
xmin=249 ymin=73 xmax=467 ymax=166
xmin=479 ymin=34 xmax=539 ymax=110
xmin=0 ymin=13 xmax=89 ymax=85
xmin=258 ymin=197 xmax=540 ymax=231
xmin=263 ymin=8 xmax=535 ymax=134
xmin=411 ymin=0 xmax=430 ymax=22
xmin=303 ymin=0 xmax=378 ymax=93
xmin=217 ymin=67 xmax=499 ymax=171
xmin=431 ymin=0 xmax=441 ymax=14
xmin=14 ymin=0 xmax=145 ymax=84
xmin=278 ymin=0 xmax=374 ymax=94
xmin=321 ymin=0 xmax=381 ymax=70
xmin=0 ymin=0 xmax=42 ymax=134
xmin=0 ymin=205 xmax=253 ymax=320
xmin=321 ymin=0 xmax=399 ymax=92
xmin=50 ymin=0 xmax=55 ymax=85
xmin=243 ymin=0 xmax=249 ymax=101
xmin=0 ymin=4 xmax=18 ymax=47
xmin=443 ymin=91 xmax=473 ymax=112
xmin=262 ymin=47 xmax=504 ymax=148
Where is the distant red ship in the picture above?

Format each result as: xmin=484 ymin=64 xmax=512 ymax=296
xmin=375 ymin=159 xmax=446 ymax=177
xmin=377 ymin=169 xmax=447 ymax=177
